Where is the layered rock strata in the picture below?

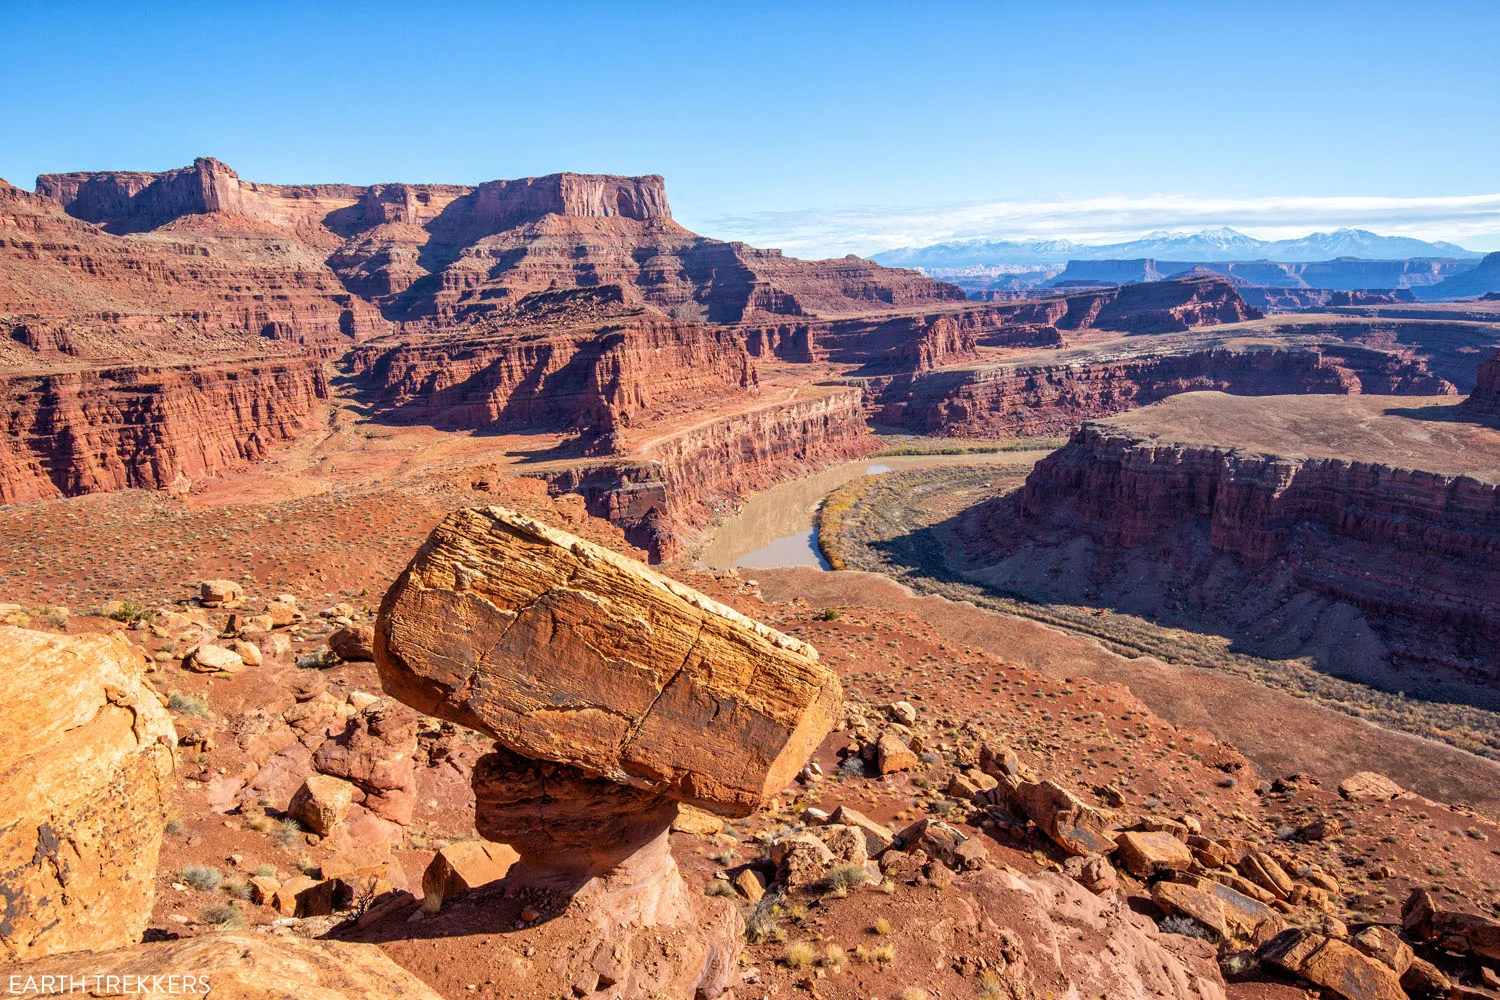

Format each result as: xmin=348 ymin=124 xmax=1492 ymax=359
xmin=537 ymin=387 xmax=880 ymax=560
xmin=0 ymin=358 xmax=328 ymax=503
xmin=0 ymin=627 xmax=177 ymax=962
xmin=1007 ymin=399 xmax=1500 ymax=680
xmin=869 ymin=344 xmax=1453 ymax=438
xmin=376 ymin=506 xmax=841 ymax=995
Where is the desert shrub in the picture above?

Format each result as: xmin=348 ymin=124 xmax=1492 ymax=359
xmin=900 ymin=989 xmax=929 ymax=1000
xmin=164 ymin=816 xmax=185 ymax=837
xmin=817 ymin=864 xmax=867 ymax=895
xmin=275 ymin=818 xmax=303 ymax=849
xmin=166 ymin=692 xmax=210 ymax=718
xmin=872 ymin=916 xmax=891 ymax=935
xmin=872 ymin=942 xmax=896 ymax=964
xmin=822 ymin=944 xmax=847 ymax=970
xmin=782 ymin=941 xmax=816 ymax=969
xmin=705 ymin=880 xmax=737 ymax=898
xmin=745 ymin=899 xmax=784 ymax=944
xmin=222 ymin=878 xmax=252 ymax=900
xmin=199 ymin=901 xmax=242 ymax=927
xmin=978 ymin=970 xmax=1008 ymax=1000
xmin=838 ymin=756 xmax=868 ymax=780
xmin=108 ymin=600 xmax=155 ymax=625
xmin=180 ymin=864 xmax=222 ymax=891
xmin=253 ymin=864 xmax=276 ymax=878
xmin=818 ymin=608 xmax=842 ymax=621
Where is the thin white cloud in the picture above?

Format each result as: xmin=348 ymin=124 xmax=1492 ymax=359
xmin=690 ymin=193 xmax=1500 ymax=259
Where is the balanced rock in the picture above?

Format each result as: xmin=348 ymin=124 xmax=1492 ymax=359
xmin=376 ymin=505 xmax=842 ymax=816
xmin=5 ymin=933 xmax=444 ymax=1000
xmin=0 ymin=627 xmax=177 ymax=962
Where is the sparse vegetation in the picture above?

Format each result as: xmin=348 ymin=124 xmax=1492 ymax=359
xmin=705 ymin=879 xmax=738 ymax=898
xmin=872 ymin=916 xmax=891 ymax=935
xmin=781 ymin=941 xmax=816 ymax=969
xmin=180 ymin=864 xmax=222 ymax=891
xmin=199 ymin=901 xmax=242 ymax=927
xmin=106 ymin=600 xmax=155 ymax=625
xmin=166 ymin=692 xmax=211 ymax=718
xmin=1159 ymin=914 xmax=1214 ymax=940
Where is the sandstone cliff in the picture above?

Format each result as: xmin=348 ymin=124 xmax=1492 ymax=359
xmin=1004 ymin=396 xmax=1500 ymax=684
xmin=0 ymin=358 xmax=328 ymax=503
xmin=1461 ymin=349 xmax=1500 ymax=419
xmin=869 ymin=344 xmax=1453 ymax=438
xmin=538 ymin=387 xmax=880 ymax=560
xmin=976 ymin=276 xmax=1261 ymax=336
xmin=347 ymin=308 xmax=756 ymax=436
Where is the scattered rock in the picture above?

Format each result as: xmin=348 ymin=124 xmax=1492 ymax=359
xmin=329 ymin=624 xmax=375 ymax=662
xmin=187 ymin=642 xmax=245 ymax=673
xmin=733 ymin=868 xmax=766 ymax=903
xmin=199 ymin=579 xmax=244 ymax=608
xmin=1337 ymin=771 xmax=1404 ymax=802
xmin=421 ymin=840 xmax=519 ymax=911
xmin=1116 ymin=830 xmax=1193 ymax=878
xmin=1062 ymin=853 xmax=1118 ymax=895
xmin=1260 ymin=927 xmax=1406 ymax=1000
xmin=827 ymin=804 xmax=895 ymax=854
xmin=875 ymin=730 xmax=920 ymax=773
xmin=671 ymin=804 xmax=725 ymax=836
xmin=288 ymin=774 xmax=357 ymax=836
xmin=885 ymin=700 xmax=917 ymax=725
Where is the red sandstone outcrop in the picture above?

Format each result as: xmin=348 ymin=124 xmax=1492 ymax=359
xmin=1460 ymin=348 xmax=1500 ymax=418
xmin=375 ymin=507 xmax=841 ymax=996
xmin=869 ymin=344 xmax=1454 ymax=438
xmin=977 ymin=276 xmax=1261 ymax=335
xmin=0 ymin=627 xmax=177 ymax=962
xmin=1008 ymin=400 xmax=1500 ymax=680
xmin=0 ymin=358 xmax=328 ymax=503
xmin=347 ymin=308 xmax=757 ymax=435
xmin=377 ymin=505 xmax=841 ymax=812
xmin=538 ymin=386 xmax=880 ymax=559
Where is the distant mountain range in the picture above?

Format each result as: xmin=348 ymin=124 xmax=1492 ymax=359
xmin=870 ymin=227 xmax=1483 ymax=269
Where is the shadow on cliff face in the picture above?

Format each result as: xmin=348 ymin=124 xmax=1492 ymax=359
xmin=855 ymin=495 xmax=1500 ymax=724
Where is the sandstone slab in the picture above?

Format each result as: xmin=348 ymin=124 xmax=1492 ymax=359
xmin=376 ymin=505 xmax=841 ymax=815
xmin=0 ymin=627 xmax=177 ymax=962
xmin=422 ymin=840 xmax=520 ymax=910
xmin=4 ymin=932 xmax=444 ymax=1000
xmin=1116 ymin=830 xmax=1193 ymax=877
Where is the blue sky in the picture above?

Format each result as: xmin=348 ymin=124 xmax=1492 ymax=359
xmin=3 ymin=1 xmax=1497 ymax=256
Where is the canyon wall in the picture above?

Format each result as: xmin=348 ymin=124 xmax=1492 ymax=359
xmin=972 ymin=276 xmax=1260 ymax=335
xmin=347 ymin=315 xmax=757 ymax=437
xmin=1461 ymin=349 xmax=1500 ymax=419
xmin=0 ymin=358 xmax=328 ymax=503
xmin=537 ymin=388 xmax=880 ymax=560
xmin=868 ymin=345 xmax=1453 ymax=437
xmin=1013 ymin=423 xmax=1500 ymax=679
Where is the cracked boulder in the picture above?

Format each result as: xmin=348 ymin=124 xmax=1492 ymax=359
xmin=376 ymin=504 xmax=842 ymax=816
xmin=0 ymin=627 xmax=177 ymax=962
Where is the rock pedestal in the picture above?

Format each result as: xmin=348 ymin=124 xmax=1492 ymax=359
xmin=376 ymin=506 xmax=843 ymax=998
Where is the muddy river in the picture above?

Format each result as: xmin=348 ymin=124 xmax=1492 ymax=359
xmin=699 ymin=452 xmax=1044 ymax=570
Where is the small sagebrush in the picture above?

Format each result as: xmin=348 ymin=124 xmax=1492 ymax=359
xmin=180 ymin=864 xmax=222 ymax=891
xmin=199 ymin=901 xmax=242 ymax=927
xmin=166 ymin=692 xmax=210 ymax=718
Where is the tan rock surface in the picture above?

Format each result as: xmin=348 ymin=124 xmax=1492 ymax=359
xmin=4 ymin=932 xmax=445 ymax=1000
xmin=0 ymin=626 xmax=177 ymax=962
xmin=376 ymin=504 xmax=841 ymax=814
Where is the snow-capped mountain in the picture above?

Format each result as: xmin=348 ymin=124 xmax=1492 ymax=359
xmin=870 ymin=227 xmax=1481 ymax=269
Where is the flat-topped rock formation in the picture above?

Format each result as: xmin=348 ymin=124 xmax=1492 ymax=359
xmin=868 ymin=340 xmax=1453 ymax=438
xmin=978 ymin=391 xmax=1500 ymax=687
